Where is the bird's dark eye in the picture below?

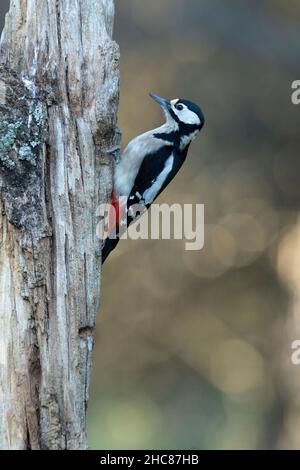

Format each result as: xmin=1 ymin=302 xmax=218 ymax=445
xmin=175 ymin=104 xmax=184 ymax=111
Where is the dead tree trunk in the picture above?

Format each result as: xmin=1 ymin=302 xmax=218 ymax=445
xmin=0 ymin=0 xmax=119 ymax=450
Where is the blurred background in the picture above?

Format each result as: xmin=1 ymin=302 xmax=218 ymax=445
xmin=2 ymin=0 xmax=300 ymax=450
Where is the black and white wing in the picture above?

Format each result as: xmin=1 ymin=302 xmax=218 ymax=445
xmin=127 ymin=146 xmax=179 ymax=209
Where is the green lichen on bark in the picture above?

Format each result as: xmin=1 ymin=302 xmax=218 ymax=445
xmin=0 ymin=67 xmax=46 ymax=171
xmin=0 ymin=65 xmax=49 ymax=230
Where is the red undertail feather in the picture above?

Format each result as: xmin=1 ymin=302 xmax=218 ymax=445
xmin=108 ymin=191 xmax=123 ymax=234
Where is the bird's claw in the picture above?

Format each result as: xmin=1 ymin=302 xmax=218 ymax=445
xmin=104 ymin=128 xmax=122 ymax=163
xmin=105 ymin=145 xmax=121 ymax=162
xmin=116 ymin=127 xmax=122 ymax=147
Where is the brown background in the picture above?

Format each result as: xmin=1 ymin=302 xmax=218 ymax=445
xmin=1 ymin=0 xmax=300 ymax=449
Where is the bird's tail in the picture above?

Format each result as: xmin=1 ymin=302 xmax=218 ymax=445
xmin=102 ymin=236 xmax=120 ymax=264
xmin=102 ymin=191 xmax=129 ymax=264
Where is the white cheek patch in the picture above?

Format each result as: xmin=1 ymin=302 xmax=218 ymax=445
xmin=175 ymin=107 xmax=201 ymax=125
xmin=170 ymin=99 xmax=201 ymax=126
xmin=182 ymin=109 xmax=200 ymax=125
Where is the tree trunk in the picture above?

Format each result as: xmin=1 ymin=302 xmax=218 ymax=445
xmin=0 ymin=0 xmax=119 ymax=450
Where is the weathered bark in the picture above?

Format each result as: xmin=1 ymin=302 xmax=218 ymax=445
xmin=0 ymin=0 xmax=119 ymax=450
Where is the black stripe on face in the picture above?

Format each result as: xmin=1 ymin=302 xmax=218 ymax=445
xmin=153 ymin=131 xmax=178 ymax=144
xmin=169 ymin=106 xmax=181 ymax=124
xmin=153 ymin=125 xmax=199 ymax=147
xmin=179 ymin=122 xmax=201 ymax=135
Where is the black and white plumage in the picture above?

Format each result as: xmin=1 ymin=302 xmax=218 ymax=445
xmin=102 ymin=93 xmax=205 ymax=263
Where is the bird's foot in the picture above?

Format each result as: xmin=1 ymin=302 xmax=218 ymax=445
xmin=104 ymin=128 xmax=122 ymax=163
xmin=105 ymin=144 xmax=121 ymax=160
xmin=115 ymin=127 xmax=122 ymax=147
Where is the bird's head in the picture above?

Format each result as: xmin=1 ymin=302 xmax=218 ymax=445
xmin=150 ymin=92 xmax=205 ymax=147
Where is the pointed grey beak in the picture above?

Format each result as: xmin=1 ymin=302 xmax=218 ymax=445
xmin=149 ymin=92 xmax=171 ymax=110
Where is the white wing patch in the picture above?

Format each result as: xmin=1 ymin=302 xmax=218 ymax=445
xmin=142 ymin=154 xmax=174 ymax=205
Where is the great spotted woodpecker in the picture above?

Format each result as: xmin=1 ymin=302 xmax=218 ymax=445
xmin=102 ymin=93 xmax=205 ymax=263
